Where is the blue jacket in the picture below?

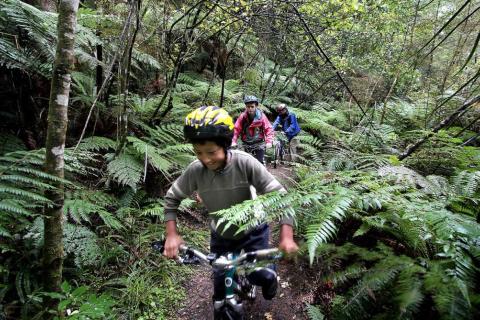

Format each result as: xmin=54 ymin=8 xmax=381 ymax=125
xmin=272 ymin=112 xmax=300 ymax=141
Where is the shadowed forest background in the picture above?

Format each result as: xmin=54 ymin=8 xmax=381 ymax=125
xmin=0 ymin=0 xmax=479 ymax=319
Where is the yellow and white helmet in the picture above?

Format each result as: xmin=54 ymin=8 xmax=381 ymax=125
xmin=184 ymin=106 xmax=234 ymax=142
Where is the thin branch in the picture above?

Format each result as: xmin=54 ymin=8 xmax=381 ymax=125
xmin=415 ymin=0 xmax=471 ymax=55
xmin=426 ymin=68 xmax=480 ymax=123
xmin=290 ymin=4 xmax=367 ymax=120
xmin=74 ymin=7 xmax=135 ymax=151
xmin=421 ymin=5 xmax=480 ymax=60
xmin=399 ymin=95 xmax=480 ymax=160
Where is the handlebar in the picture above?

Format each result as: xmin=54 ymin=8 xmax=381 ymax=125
xmin=152 ymin=240 xmax=281 ymax=269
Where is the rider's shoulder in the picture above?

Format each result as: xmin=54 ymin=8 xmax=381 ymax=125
xmin=186 ymin=159 xmax=204 ymax=171
xmin=230 ymin=149 xmax=250 ymax=158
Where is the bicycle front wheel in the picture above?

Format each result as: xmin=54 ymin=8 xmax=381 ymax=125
xmin=273 ymin=143 xmax=281 ymax=169
xmin=214 ymin=305 xmax=244 ymax=320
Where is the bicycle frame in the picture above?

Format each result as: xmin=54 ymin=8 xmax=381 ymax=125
xmin=152 ymin=241 xmax=280 ymax=319
xmin=273 ymin=132 xmax=290 ymax=168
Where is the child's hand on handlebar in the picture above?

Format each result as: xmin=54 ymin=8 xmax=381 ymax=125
xmin=278 ymin=237 xmax=299 ymax=255
xmin=164 ymin=233 xmax=184 ymax=259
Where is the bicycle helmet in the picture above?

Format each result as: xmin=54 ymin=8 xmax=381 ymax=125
xmin=184 ymin=106 xmax=234 ymax=142
xmin=276 ymin=103 xmax=287 ymax=112
xmin=243 ymin=95 xmax=259 ymax=105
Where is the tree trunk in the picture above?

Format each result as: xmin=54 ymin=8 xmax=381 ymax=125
xmin=43 ymin=0 xmax=79 ymax=306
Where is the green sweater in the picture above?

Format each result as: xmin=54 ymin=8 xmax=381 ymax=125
xmin=164 ymin=150 xmax=293 ymax=239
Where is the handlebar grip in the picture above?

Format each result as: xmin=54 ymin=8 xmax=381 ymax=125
xmin=151 ymin=240 xmax=166 ymax=254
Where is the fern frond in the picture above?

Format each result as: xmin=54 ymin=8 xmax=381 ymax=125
xmin=0 ymin=185 xmax=52 ymax=204
xmin=106 ymin=153 xmax=143 ymax=190
xmin=28 ymin=218 xmax=102 ymax=268
xmin=64 ymin=192 xmax=121 ymax=229
xmin=0 ymin=174 xmax=57 ymax=190
xmin=64 ymin=199 xmax=94 ymax=224
xmin=424 ymin=261 xmax=473 ymax=320
xmin=394 ymin=266 xmax=425 ymax=317
xmin=97 ymin=210 xmax=123 ymax=230
xmin=452 ymin=170 xmax=480 ymax=197
xmin=0 ymin=0 xmax=99 ymax=76
xmin=306 ymin=187 xmax=355 ymax=263
xmin=0 ymin=199 xmax=34 ymax=216
xmin=76 ymin=136 xmax=116 ymax=152
xmin=127 ymin=137 xmax=174 ymax=178
xmin=339 ymin=254 xmax=411 ymax=320
xmin=306 ymin=304 xmax=325 ymax=320
xmin=142 ymin=202 xmax=164 ymax=218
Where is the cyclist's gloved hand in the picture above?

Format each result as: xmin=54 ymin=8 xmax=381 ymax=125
xmin=266 ymin=142 xmax=272 ymax=149
xmin=231 ymin=142 xmax=238 ymax=148
xmin=164 ymin=233 xmax=184 ymax=259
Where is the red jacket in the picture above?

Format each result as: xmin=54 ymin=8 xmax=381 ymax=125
xmin=232 ymin=109 xmax=274 ymax=145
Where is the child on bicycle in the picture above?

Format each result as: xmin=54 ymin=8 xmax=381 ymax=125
xmin=231 ymin=95 xmax=274 ymax=164
xmin=163 ymin=106 xmax=298 ymax=310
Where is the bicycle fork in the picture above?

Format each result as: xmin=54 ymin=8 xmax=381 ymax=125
xmin=213 ymin=266 xmax=244 ymax=314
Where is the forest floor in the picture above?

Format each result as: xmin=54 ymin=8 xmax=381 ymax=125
xmin=171 ymin=164 xmax=324 ymax=320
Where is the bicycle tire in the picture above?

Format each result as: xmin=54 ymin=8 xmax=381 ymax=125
xmin=273 ymin=143 xmax=281 ymax=169
xmin=214 ymin=305 xmax=244 ymax=320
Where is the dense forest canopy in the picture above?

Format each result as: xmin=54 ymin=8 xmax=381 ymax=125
xmin=0 ymin=0 xmax=479 ymax=319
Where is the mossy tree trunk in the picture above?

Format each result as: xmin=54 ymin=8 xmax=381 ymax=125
xmin=43 ymin=0 xmax=79 ymax=304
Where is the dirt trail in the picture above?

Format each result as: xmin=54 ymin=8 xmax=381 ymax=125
xmin=172 ymin=165 xmax=314 ymax=320
xmin=173 ymin=259 xmax=314 ymax=320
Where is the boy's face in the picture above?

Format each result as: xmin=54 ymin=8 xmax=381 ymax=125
xmin=193 ymin=141 xmax=226 ymax=171
xmin=245 ymin=103 xmax=257 ymax=116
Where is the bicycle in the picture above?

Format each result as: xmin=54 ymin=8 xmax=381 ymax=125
xmin=272 ymin=132 xmax=290 ymax=169
xmin=152 ymin=240 xmax=281 ymax=320
xmin=243 ymin=142 xmax=266 ymax=161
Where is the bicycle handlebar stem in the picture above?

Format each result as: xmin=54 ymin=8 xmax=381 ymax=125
xmin=154 ymin=241 xmax=281 ymax=269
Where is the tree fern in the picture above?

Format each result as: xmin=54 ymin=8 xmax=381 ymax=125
xmin=106 ymin=153 xmax=144 ymax=190
xmin=0 ymin=0 xmax=100 ymax=76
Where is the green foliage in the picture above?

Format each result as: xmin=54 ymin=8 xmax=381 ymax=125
xmin=296 ymin=165 xmax=480 ymax=319
xmin=28 ymin=218 xmax=102 ymax=268
xmin=111 ymin=265 xmax=186 ymax=319
xmin=1 ymin=1 xmax=479 ymax=318
xmin=306 ymin=303 xmax=325 ymax=320
xmin=0 ymin=0 xmax=100 ymax=77
xmin=0 ymin=133 xmax=27 ymax=155
xmin=104 ymin=122 xmax=194 ymax=190
xmin=107 ymin=152 xmax=144 ymax=190
xmin=55 ymin=282 xmax=116 ymax=320
xmin=64 ymin=190 xmax=122 ymax=230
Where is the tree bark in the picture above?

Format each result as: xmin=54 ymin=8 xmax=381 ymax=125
xmin=43 ymin=0 xmax=79 ymax=306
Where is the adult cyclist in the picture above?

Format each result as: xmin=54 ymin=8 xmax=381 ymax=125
xmin=232 ymin=95 xmax=274 ymax=164
xmin=272 ymin=103 xmax=301 ymax=161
